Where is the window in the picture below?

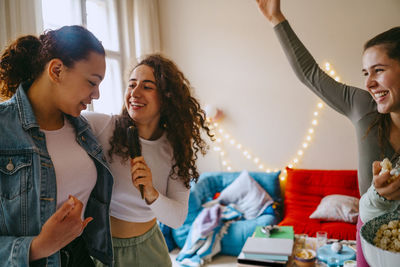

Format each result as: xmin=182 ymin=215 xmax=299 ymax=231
xmin=42 ymin=0 xmax=124 ymax=114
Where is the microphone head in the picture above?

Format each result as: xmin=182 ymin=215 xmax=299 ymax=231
xmin=127 ymin=125 xmax=141 ymax=158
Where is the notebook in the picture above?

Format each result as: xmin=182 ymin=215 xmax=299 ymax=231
xmin=242 ymin=237 xmax=293 ymax=256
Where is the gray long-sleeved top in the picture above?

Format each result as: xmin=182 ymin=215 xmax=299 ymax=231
xmin=274 ymin=20 xmax=398 ymax=196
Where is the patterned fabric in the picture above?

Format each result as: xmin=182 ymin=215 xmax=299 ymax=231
xmin=176 ymin=204 xmax=242 ymax=266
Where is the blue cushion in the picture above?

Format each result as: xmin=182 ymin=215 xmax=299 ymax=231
xmin=171 ymin=171 xmax=282 ymax=255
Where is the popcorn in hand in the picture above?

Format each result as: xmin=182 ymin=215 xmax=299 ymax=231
xmin=379 ymin=158 xmax=400 ymax=184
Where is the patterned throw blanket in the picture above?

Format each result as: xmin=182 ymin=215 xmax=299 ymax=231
xmin=176 ymin=203 xmax=242 ymax=267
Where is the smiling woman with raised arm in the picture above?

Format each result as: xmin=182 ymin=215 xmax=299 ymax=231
xmin=256 ymin=0 xmax=400 ymax=266
xmin=0 ymin=26 xmax=113 ymax=266
xmin=84 ymin=54 xmax=213 ymax=266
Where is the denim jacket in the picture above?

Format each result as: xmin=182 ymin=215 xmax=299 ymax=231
xmin=0 ymin=84 xmax=114 ymax=267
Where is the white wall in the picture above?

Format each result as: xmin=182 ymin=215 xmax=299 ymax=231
xmin=158 ymin=0 xmax=400 ymax=173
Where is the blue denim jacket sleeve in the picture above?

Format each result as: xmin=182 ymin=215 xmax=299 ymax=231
xmin=0 ymin=236 xmax=35 ymax=266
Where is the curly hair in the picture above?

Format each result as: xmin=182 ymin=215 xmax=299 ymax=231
xmin=0 ymin=25 xmax=105 ymax=99
xmin=108 ymin=54 xmax=214 ymax=188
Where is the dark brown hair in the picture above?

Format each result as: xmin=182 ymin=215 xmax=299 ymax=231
xmin=108 ymin=54 xmax=213 ymax=188
xmin=364 ymin=27 xmax=400 ymax=154
xmin=0 ymin=25 xmax=105 ymax=98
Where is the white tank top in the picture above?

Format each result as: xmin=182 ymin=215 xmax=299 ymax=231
xmin=42 ymin=118 xmax=97 ymax=218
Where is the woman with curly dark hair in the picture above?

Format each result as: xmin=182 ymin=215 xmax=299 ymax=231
xmin=84 ymin=54 xmax=213 ymax=266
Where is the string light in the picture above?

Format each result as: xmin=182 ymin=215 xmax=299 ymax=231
xmin=207 ymin=62 xmax=341 ymax=179
xmin=209 ymin=100 xmax=325 ymax=176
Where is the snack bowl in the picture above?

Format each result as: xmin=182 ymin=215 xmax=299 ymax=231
xmin=360 ymin=211 xmax=400 ymax=267
xmin=294 ymin=248 xmax=316 ymax=267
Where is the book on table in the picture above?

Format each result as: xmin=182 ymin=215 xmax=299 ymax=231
xmin=237 ymin=225 xmax=294 ymax=266
xmin=253 ymin=225 xmax=294 ymax=239
xmin=237 ymin=252 xmax=287 ymax=266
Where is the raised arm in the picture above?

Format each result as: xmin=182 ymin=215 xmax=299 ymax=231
xmin=256 ymin=0 xmax=286 ymax=26
xmin=256 ymin=0 xmax=373 ymax=122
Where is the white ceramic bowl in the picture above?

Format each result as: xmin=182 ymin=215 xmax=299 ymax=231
xmin=360 ymin=211 xmax=400 ymax=267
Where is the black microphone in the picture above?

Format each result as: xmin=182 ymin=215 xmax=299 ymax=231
xmin=127 ymin=125 xmax=144 ymax=199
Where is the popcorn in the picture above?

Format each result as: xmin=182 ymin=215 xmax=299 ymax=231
xmin=374 ymin=220 xmax=400 ymax=252
xmin=296 ymin=249 xmax=314 ymax=259
xmin=379 ymin=158 xmax=400 ymax=184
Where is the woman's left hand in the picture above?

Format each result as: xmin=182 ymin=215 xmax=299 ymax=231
xmin=372 ymin=161 xmax=400 ymax=201
xmin=130 ymin=156 xmax=159 ymax=204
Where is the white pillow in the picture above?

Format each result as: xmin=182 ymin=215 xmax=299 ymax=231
xmin=217 ymin=170 xmax=273 ymax=220
xmin=309 ymin=194 xmax=359 ymax=223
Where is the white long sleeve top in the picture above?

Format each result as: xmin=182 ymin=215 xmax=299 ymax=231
xmin=83 ymin=112 xmax=189 ymax=229
xmin=359 ymin=184 xmax=400 ymax=223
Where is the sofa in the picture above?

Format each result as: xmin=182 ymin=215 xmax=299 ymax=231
xmin=169 ymin=171 xmax=283 ymax=256
xmin=278 ymin=167 xmax=360 ymax=240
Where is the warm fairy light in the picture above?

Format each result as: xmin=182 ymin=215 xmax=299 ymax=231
xmin=325 ymin=62 xmax=330 ymax=70
xmin=207 ymin=63 xmax=341 ymax=174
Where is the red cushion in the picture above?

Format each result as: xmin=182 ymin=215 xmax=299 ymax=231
xmin=278 ymin=168 xmax=360 ymax=240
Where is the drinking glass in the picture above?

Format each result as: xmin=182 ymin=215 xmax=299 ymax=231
xmin=316 ymin=231 xmax=328 ymax=249
xmin=295 ymin=234 xmax=308 ymax=254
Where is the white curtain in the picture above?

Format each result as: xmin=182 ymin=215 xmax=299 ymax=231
xmin=117 ymin=0 xmax=161 ymax=68
xmin=133 ymin=0 xmax=161 ymax=59
xmin=0 ymin=0 xmax=43 ymax=50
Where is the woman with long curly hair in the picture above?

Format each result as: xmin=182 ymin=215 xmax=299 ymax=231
xmin=84 ymin=54 xmax=213 ymax=266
